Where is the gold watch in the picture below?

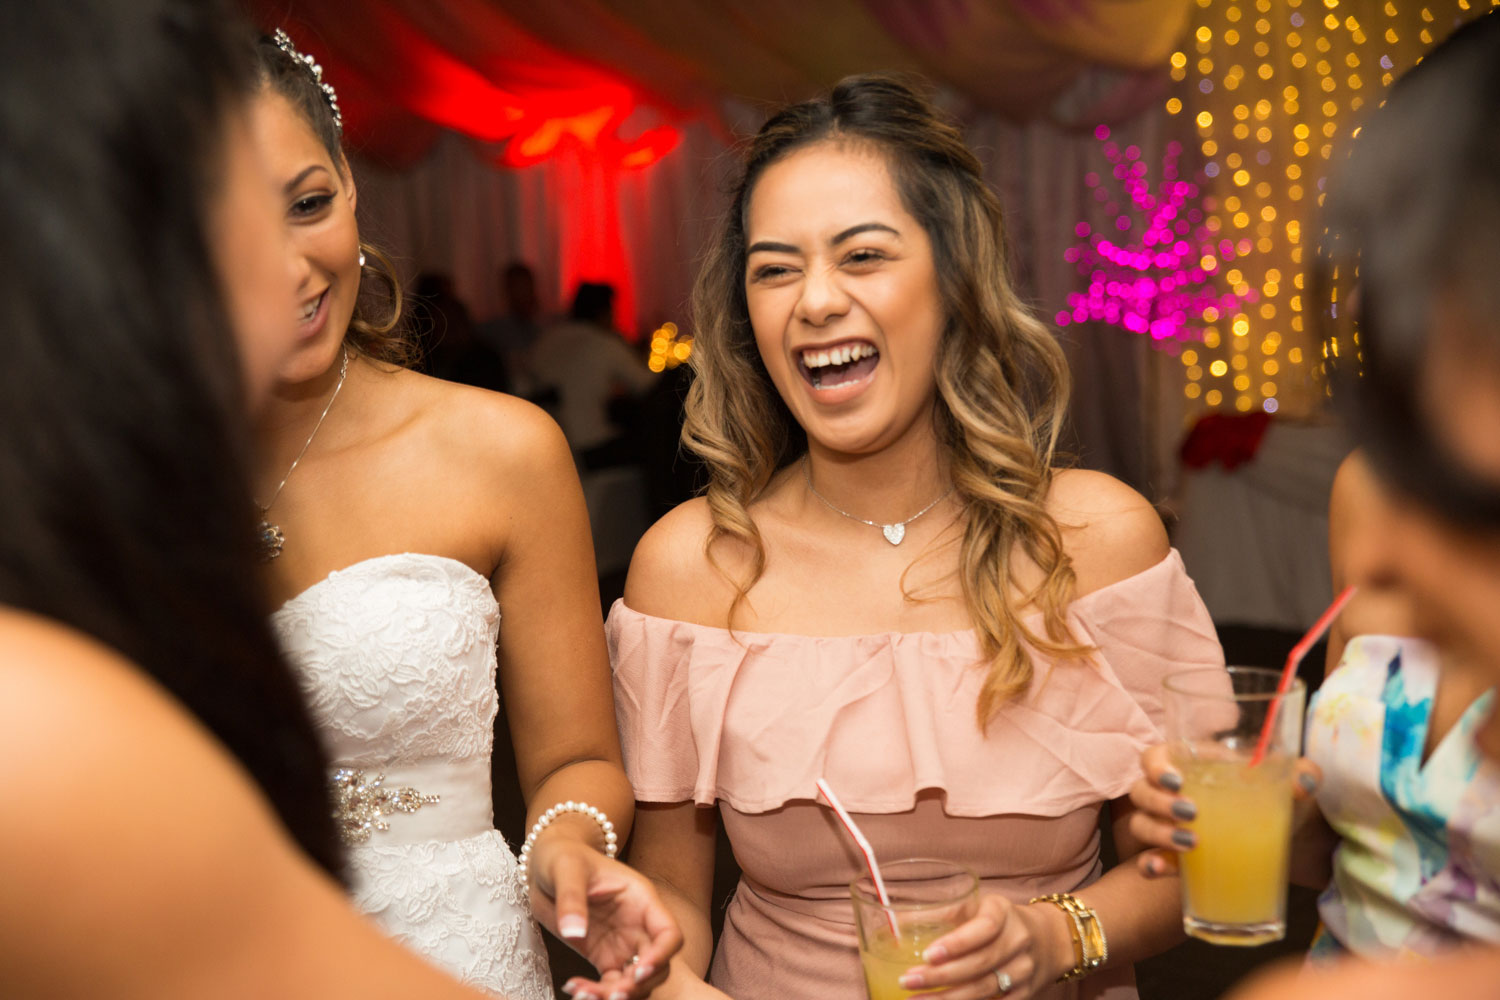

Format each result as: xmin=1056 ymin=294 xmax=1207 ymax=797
xmin=1028 ymin=892 xmax=1108 ymax=982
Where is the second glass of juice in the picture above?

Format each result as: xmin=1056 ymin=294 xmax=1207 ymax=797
xmin=851 ymin=859 xmax=979 ymax=1000
xmin=1163 ymin=665 xmax=1306 ymax=946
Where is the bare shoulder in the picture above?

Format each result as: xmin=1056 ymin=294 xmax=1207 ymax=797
xmin=1046 ymin=468 xmax=1170 ymax=596
xmin=1227 ymin=948 xmax=1500 ymax=1000
xmin=0 ymin=608 xmax=273 ymax=842
xmin=0 ymin=611 xmax=281 ymax=973
xmin=0 ymin=609 xmax=163 ymax=748
xmin=0 ymin=610 xmax=481 ymax=997
xmin=382 ymin=371 xmax=577 ymax=527
xmin=623 ymin=497 xmax=740 ymax=625
xmin=405 ymin=370 xmax=571 ymax=475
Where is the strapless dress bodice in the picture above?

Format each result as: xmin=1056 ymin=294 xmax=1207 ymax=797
xmin=271 ymin=552 xmax=551 ymax=999
xmin=273 ymin=552 xmax=501 ymax=769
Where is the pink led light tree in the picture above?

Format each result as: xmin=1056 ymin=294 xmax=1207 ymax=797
xmin=1056 ymin=126 xmax=1252 ymax=352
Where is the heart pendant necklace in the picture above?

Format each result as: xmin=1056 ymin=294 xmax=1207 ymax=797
xmin=803 ymin=458 xmax=954 ymax=546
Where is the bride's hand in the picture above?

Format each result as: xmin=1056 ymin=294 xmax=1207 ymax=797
xmin=528 ymin=837 xmax=682 ymax=999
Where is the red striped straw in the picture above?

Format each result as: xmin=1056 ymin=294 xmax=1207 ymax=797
xmin=1249 ymin=585 xmax=1357 ymax=766
xmin=817 ymin=777 xmax=898 ymax=936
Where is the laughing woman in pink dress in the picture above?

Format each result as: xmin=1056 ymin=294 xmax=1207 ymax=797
xmin=608 ymin=75 xmax=1224 ymax=1000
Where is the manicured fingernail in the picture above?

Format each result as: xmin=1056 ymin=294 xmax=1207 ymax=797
xmin=633 ymin=964 xmax=656 ymax=983
xmin=922 ymin=944 xmax=948 ymax=963
xmin=1160 ymin=770 xmax=1183 ymax=792
xmin=1172 ymin=828 xmax=1197 ymax=849
xmin=1299 ymin=772 xmax=1319 ymax=794
xmin=561 ymin=983 xmax=578 ymax=997
xmin=899 ymin=974 xmax=924 ymax=989
xmin=1171 ymin=799 xmax=1197 ymax=821
xmin=559 ymin=915 xmax=588 ymax=939
xmin=609 ymin=992 xmax=629 ymax=1000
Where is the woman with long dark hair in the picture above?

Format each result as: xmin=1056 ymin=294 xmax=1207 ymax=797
xmin=0 ymin=2 xmax=529 ymax=995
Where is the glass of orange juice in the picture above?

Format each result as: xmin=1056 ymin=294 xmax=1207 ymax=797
xmin=1163 ymin=666 xmax=1305 ymax=946
xmin=851 ymin=859 xmax=979 ymax=1000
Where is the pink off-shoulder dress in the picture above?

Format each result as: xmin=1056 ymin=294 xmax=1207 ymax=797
xmin=608 ymin=550 xmax=1223 ymax=1000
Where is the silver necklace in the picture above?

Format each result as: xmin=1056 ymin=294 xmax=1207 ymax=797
xmin=256 ymin=348 xmax=349 ymax=561
xmin=803 ymin=458 xmax=955 ymax=546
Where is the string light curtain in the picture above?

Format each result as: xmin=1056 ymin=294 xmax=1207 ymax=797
xmin=1169 ymin=0 xmax=1497 ymax=418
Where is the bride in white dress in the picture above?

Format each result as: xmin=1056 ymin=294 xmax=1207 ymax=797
xmin=247 ymin=32 xmax=678 ymax=1000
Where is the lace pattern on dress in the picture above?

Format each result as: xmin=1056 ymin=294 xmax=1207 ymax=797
xmin=272 ymin=554 xmax=551 ymax=998
xmin=272 ymin=553 xmax=501 ymax=766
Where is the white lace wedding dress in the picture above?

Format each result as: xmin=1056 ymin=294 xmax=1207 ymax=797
xmin=272 ymin=552 xmax=553 ymax=999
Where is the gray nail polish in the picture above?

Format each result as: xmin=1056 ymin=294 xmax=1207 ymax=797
xmin=1159 ymin=771 xmax=1183 ymax=792
xmin=1172 ymin=828 xmax=1197 ymax=849
xmin=1299 ymin=772 xmax=1319 ymax=794
xmin=1171 ymin=799 xmax=1197 ymax=821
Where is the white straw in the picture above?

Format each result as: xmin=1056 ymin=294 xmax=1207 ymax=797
xmin=817 ymin=777 xmax=898 ymax=935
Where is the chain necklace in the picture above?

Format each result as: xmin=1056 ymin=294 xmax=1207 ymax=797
xmin=803 ymin=458 xmax=955 ymax=546
xmin=256 ymin=348 xmax=349 ymax=561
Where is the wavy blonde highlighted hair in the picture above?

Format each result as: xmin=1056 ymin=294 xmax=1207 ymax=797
xmin=684 ymin=74 xmax=1090 ymax=726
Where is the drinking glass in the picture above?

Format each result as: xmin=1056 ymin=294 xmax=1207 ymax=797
xmin=851 ymin=859 xmax=979 ymax=1000
xmin=1163 ymin=666 xmax=1306 ymax=945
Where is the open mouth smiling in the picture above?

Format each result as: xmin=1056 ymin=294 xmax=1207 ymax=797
xmin=797 ymin=340 xmax=880 ymax=389
xmin=299 ymin=289 xmax=327 ymax=324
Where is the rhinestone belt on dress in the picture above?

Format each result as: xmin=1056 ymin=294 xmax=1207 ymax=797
xmin=330 ymin=767 xmax=441 ymax=846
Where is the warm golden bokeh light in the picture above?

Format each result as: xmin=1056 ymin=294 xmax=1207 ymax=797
xmin=647 ymin=323 xmax=692 ymax=372
xmin=1174 ymin=0 xmax=1492 ymax=416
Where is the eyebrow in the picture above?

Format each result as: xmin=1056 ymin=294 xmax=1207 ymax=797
xmin=746 ymin=221 xmax=901 ymax=256
xmin=283 ymin=164 xmax=329 ymax=194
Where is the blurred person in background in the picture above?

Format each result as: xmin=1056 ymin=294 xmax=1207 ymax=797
xmin=480 ymin=261 xmax=546 ymax=394
xmin=416 ymin=270 xmax=510 ymax=393
xmin=530 ymin=282 xmax=658 ymax=471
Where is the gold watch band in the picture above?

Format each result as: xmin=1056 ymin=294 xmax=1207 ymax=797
xmin=1028 ymin=892 xmax=1108 ymax=982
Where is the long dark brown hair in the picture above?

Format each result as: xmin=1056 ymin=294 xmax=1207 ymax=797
xmin=1318 ymin=13 xmax=1500 ymax=524
xmin=0 ymin=0 xmax=343 ymax=878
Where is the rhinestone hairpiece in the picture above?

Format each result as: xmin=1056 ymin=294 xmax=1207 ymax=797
xmin=271 ymin=28 xmax=343 ymax=134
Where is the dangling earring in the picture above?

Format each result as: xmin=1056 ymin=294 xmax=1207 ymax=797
xmin=358 ymin=251 xmax=367 ymax=268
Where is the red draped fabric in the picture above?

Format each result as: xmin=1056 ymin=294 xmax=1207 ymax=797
xmin=245 ymin=0 xmax=1192 ymax=336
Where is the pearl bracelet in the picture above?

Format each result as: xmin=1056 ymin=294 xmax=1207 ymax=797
xmin=517 ymin=801 xmax=618 ymax=886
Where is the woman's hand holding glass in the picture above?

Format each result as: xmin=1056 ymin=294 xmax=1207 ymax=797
xmin=1126 ymin=743 xmax=1325 ymax=880
xmin=892 ymin=893 xmax=1073 ymax=999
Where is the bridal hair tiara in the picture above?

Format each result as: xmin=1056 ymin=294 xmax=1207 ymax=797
xmin=271 ymin=28 xmax=343 ymax=134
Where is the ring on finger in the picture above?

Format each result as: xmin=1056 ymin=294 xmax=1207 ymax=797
xmin=995 ymin=970 xmax=1013 ymax=995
